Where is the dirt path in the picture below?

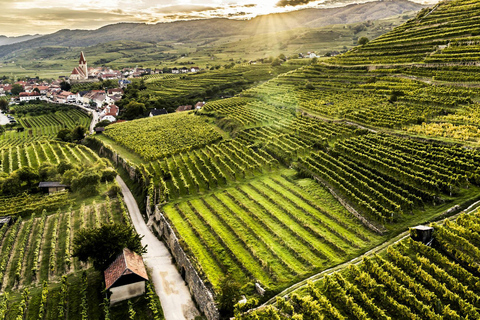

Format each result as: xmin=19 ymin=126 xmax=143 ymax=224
xmin=116 ymin=176 xmax=200 ymax=320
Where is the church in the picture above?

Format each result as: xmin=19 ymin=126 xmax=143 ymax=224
xmin=70 ymin=52 xmax=88 ymax=81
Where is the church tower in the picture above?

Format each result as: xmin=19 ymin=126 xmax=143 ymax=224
xmin=79 ymin=51 xmax=88 ymax=79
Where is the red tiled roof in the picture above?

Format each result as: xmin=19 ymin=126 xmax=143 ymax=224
xmin=19 ymin=92 xmax=40 ymax=97
xmin=104 ymin=248 xmax=148 ymax=289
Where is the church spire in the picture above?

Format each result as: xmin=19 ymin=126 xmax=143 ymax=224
xmin=79 ymin=51 xmax=87 ymax=65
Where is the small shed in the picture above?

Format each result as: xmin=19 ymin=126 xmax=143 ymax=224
xmin=0 ymin=216 xmax=12 ymax=226
xmin=95 ymin=127 xmax=105 ymax=134
xmin=149 ymin=108 xmax=168 ymax=117
xmin=38 ymin=182 xmax=68 ymax=194
xmin=104 ymin=248 xmax=149 ymax=305
xmin=410 ymin=225 xmax=434 ymax=245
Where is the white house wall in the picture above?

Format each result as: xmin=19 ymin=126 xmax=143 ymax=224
xmin=109 ymin=281 xmax=146 ymax=305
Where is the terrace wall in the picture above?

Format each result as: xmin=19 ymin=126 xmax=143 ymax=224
xmin=152 ymin=206 xmax=220 ymax=320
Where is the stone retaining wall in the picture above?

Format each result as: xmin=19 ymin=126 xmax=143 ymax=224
xmin=152 ymin=206 xmax=220 ymax=320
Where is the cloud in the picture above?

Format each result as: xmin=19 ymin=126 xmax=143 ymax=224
xmin=154 ymin=5 xmax=221 ymax=14
xmin=276 ymin=0 xmax=315 ymax=7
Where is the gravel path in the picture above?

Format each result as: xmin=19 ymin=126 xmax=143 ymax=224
xmin=116 ymin=176 xmax=200 ymax=320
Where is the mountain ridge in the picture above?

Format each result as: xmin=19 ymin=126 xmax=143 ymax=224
xmin=0 ymin=0 xmax=423 ymax=59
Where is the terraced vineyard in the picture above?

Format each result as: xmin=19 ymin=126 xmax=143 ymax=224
xmin=1 ymin=107 xmax=90 ymax=144
xmin=104 ymin=112 xmax=223 ymax=160
xmin=239 ymin=207 xmax=480 ymax=319
xmin=331 ymin=0 xmax=480 ymax=65
xmin=162 ymin=171 xmax=381 ymax=292
xmin=0 ymin=197 xmax=161 ymax=319
xmin=0 ymin=141 xmax=99 ymax=175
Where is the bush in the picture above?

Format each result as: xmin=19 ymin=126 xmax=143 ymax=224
xmin=101 ymin=168 xmax=117 ymax=182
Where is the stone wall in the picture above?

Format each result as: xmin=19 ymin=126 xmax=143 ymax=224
xmin=153 ymin=206 xmax=220 ymax=320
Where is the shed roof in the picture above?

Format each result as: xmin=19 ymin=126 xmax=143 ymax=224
xmin=104 ymin=248 xmax=148 ymax=290
xmin=38 ymin=182 xmax=68 ymax=188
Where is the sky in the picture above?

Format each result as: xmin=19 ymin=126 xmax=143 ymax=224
xmin=1 ymin=0 xmax=440 ymax=37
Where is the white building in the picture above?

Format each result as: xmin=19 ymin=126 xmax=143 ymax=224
xmin=19 ymin=92 xmax=42 ymax=102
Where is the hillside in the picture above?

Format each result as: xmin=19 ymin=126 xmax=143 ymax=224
xmin=0 ymin=35 xmax=40 ymax=46
xmin=0 ymin=0 xmax=422 ymax=60
xmin=87 ymin=0 xmax=480 ymax=318
xmin=333 ymin=0 xmax=480 ymax=64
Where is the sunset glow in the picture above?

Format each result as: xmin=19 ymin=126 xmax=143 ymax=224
xmin=0 ymin=0 xmax=441 ymax=37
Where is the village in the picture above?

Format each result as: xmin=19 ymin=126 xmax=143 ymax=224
xmin=0 ymin=52 xmax=206 ymax=126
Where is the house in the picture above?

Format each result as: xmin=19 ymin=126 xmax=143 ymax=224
xmin=19 ymin=92 xmax=42 ymax=102
xmin=149 ymin=108 xmax=168 ymax=117
xmin=38 ymin=182 xmax=68 ymax=194
xmin=172 ymin=68 xmax=179 ymax=74
xmin=176 ymin=105 xmax=193 ymax=112
xmin=55 ymin=91 xmax=77 ymax=104
xmin=181 ymin=67 xmax=189 ymax=73
xmin=32 ymin=86 xmax=49 ymax=95
xmin=107 ymin=88 xmax=124 ymax=96
xmin=104 ymin=248 xmax=148 ymax=305
xmin=191 ymin=67 xmax=200 ymax=73
xmin=195 ymin=101 xmax=205 ymax=110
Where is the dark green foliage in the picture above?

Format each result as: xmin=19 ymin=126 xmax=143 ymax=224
xmin=217 ymin=274 xmax=241 ymax=317
xmin=72 ymin=224 xmax=146 ymax=271
xmin=71 ymin=126 xmax=87 ymax=141
xmin=358 ymin=36 xmax=369 ymax=45
xmin=121 ymin=101 xmax=146 ymax=120
xmin=71 ymin=171 xmax=101 ymax=196
xmin=11 ymin=84 xmax=23 ymax=96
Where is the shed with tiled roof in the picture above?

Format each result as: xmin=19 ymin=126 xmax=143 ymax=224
xmin=104 ymin=248 xmax=148 ymax=305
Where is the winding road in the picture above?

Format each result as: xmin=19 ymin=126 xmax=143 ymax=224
xmin=116 ymin=176 xmax=200 ymax=320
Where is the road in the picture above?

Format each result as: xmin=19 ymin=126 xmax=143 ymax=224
xmin=116 ymin=176 xmax=200 ymax=320
xmin=0 ymin=111 xmax=9 ymax=125
xmin=74 ymin=104 xmax=99 ymax=133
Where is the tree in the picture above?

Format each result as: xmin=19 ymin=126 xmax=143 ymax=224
xmin=71 ymin=126 xmax=86 ymax=141
xmin=72 ymin=224 xmax=146 ymax=271
xmin=71 ymin=171 xmax=101 ymax=196
xmin=11 ymin=84 xmax=23 ymax=96
xmin=57 ymin=128 xmax=72 ymax=142
xmin=122 ymin=101 xmax=146 ymax=120
xmin=358 ymin=37 xmax=369 ymax=45
xmin=94 ymin=119 xmax=112 ymax=129
xmin=33 ymin=87 xmax=41 ymax=94
xmin=217 ymin=274 xmax=241 ymax=316
xmin=0 ymin=99 xmax=8 ymax=112
xmin=15 ymin=166 xmax=39 ymax=188
xmin=60 ymin=81 xmax=71 ymax=91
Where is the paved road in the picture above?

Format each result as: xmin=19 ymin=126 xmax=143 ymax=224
xmin=116 ymin=176 xmax=200 ymax=320
xmin=0 ymin=111 xmax=10 ymax=125
xmin=75 ymin=104 xmax=98 ymax=133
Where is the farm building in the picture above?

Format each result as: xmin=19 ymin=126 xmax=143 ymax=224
xmin=104 ymin=248 xmax=149 ymax=305
xmin=38 ymin=182 xmax=68 ymax=194
xmin=149 ymin=108 xmax=168 ymax=117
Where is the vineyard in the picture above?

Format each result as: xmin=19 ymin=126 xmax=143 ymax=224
xmin=238 ymin=207 xmax=480 ymax=319
xmin=162 ymin=170 xmax=381 ymax=292
xmin=331 ymin=0 xmax=480 ymax=65
xmin=0 ymin=141 xmax=100 ymax=175
xmin=1 ymin=106 xmax=90 ymax=145
xmin=103 ymin=112 xmax=223 ymax=161
xmin=0 ymin=196 xmax=162 ymax=319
